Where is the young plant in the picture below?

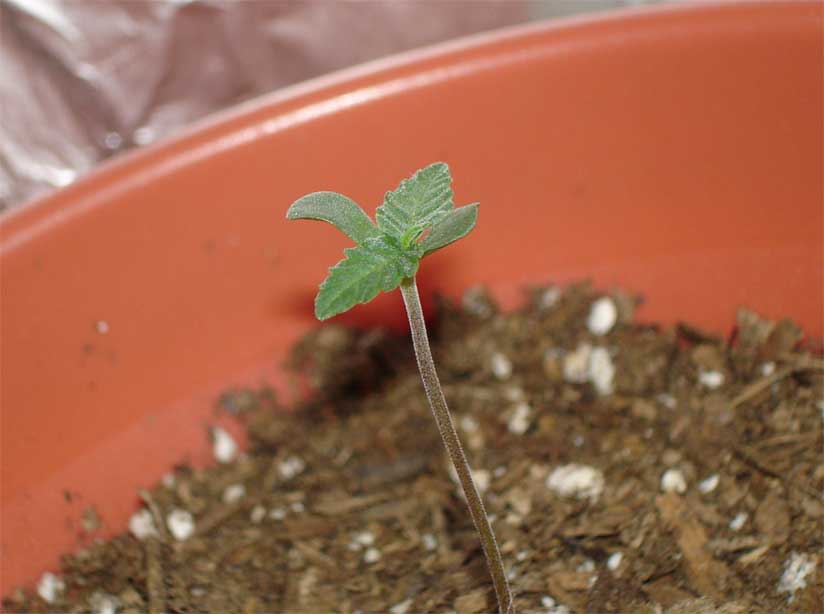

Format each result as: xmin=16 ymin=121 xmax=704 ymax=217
xmin=286 ymin=162 xmax=514 ymax=614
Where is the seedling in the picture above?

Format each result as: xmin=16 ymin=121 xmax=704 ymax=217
xmin=287 ymin=163 xmax=513 ymax=613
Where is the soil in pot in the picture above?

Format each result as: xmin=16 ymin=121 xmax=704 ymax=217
xmin=5 ymin=283 xmax=823 ymax=614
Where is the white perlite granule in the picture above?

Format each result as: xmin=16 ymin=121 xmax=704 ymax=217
xmin=389 ymin=598 xmax=413 ymax=614
xmin=473 ymin=469 xmax=491 ymax=493
xmin=508 ymin=402 xmax=532 ymax=434
xmin=269 ymin=507 xmax=286 ymax=520
xmin=491 ymin=352 xmax=513 ymax=379
xmin=563 ymin=343 xmax=592 ymax=383
xmin=460 ymin=415 xmax=479 ymax=432
xmin=167 ymin=509 xmax=195 ymax=541
xmin=37 ymin=572 xmax=65 ymax=603
xmin=212 ymin=426 xmax=238 ymax=463
xmin=577 ymin=559 xmax=596 ymax=573
xmin=547 ymin=464 xmax=605 ymax=501
xmin=462 ymin=286 xmax=493 ymax=317
xmin=541 ymin=595 xmax=571 ymax=614
xmin=657 ymin=393 xmax=677 ymax=409
xmin=698 ymin=474 xmax=719 ymax=494
xmin=539 ymin=286 xmax=562 ymax=310
xmin=89 ymin=591 xmax=120 ymax=614
xmin=777 ymin=551 xmax=816 ymax=601
xmin=222 ymin=483 xmax=246 ymax=504
xmin=363 ymin=547 xmax=382 ymax=564
xmin=588 ymin=347 xmax=615 ymax=396
xmin=278 ymin=456 xmax=306 ymax=480
xmin=563 ymin=343 xmax=615 ymax=396
xmin=353 ymin=531 xmax=375 ymax=547
xmin=661 ymin=468 xmax=687 ymax=494
xmin=699 ymin=370 xmax=725 ymax=389
xmin=729 ymin=512 xmax=748 ymax=531
xmin=250 ymin=505 xmax=266 ymax=524
xmin=587 ymin=297 xmax=617 ymax=336
xmin=128 ymin=508 xmax=158 ymax=540
xmin=422 ymin=533 xmax=438 ymax=551
xmin=607 ymin=552 xmax=624 ymax=571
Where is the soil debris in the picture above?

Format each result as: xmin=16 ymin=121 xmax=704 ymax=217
xmin=6 ymin=282 xmax=822 ymax=614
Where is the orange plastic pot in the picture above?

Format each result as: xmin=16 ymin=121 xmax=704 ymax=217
xmin=1 ymin=0 xmax=821 ymax=595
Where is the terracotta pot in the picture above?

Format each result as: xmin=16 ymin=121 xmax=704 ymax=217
xmin=1 ymin=0 xmax=821 ymax=595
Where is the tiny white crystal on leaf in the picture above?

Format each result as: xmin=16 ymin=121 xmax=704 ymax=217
xmin=547 ymin=464 xmax=605 ymax=501
xmin=587 ymin=297 xmax=617 ymax=335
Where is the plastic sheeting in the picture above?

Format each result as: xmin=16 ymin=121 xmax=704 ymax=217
xmin=0 ymin=0 xmax=657 ymax=211
xmin=1 ymin=1 xmax=532 ymax=210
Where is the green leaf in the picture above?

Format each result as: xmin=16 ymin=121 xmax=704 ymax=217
xmin=286 ymin=191 xmax=379 ymax=244
xmin=375 ymin=162 xmax=453 ymax=246
xmin=315 ymin=236 xmax=419 ymax=320
xmin=419 ymin=203 xmax=478 ymax=256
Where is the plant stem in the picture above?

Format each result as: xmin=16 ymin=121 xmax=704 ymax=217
xmin=399 ymin=277 xmax=514 ymax=614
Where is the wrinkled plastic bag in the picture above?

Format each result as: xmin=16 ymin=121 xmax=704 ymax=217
xmin=0 ymin=0 xmax=658 ymax=211
xmin=0 ymin=0 xmax=529 ymax=210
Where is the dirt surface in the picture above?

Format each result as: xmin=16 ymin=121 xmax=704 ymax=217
xmin=6 ymin=283 xmax=823 ymax=614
